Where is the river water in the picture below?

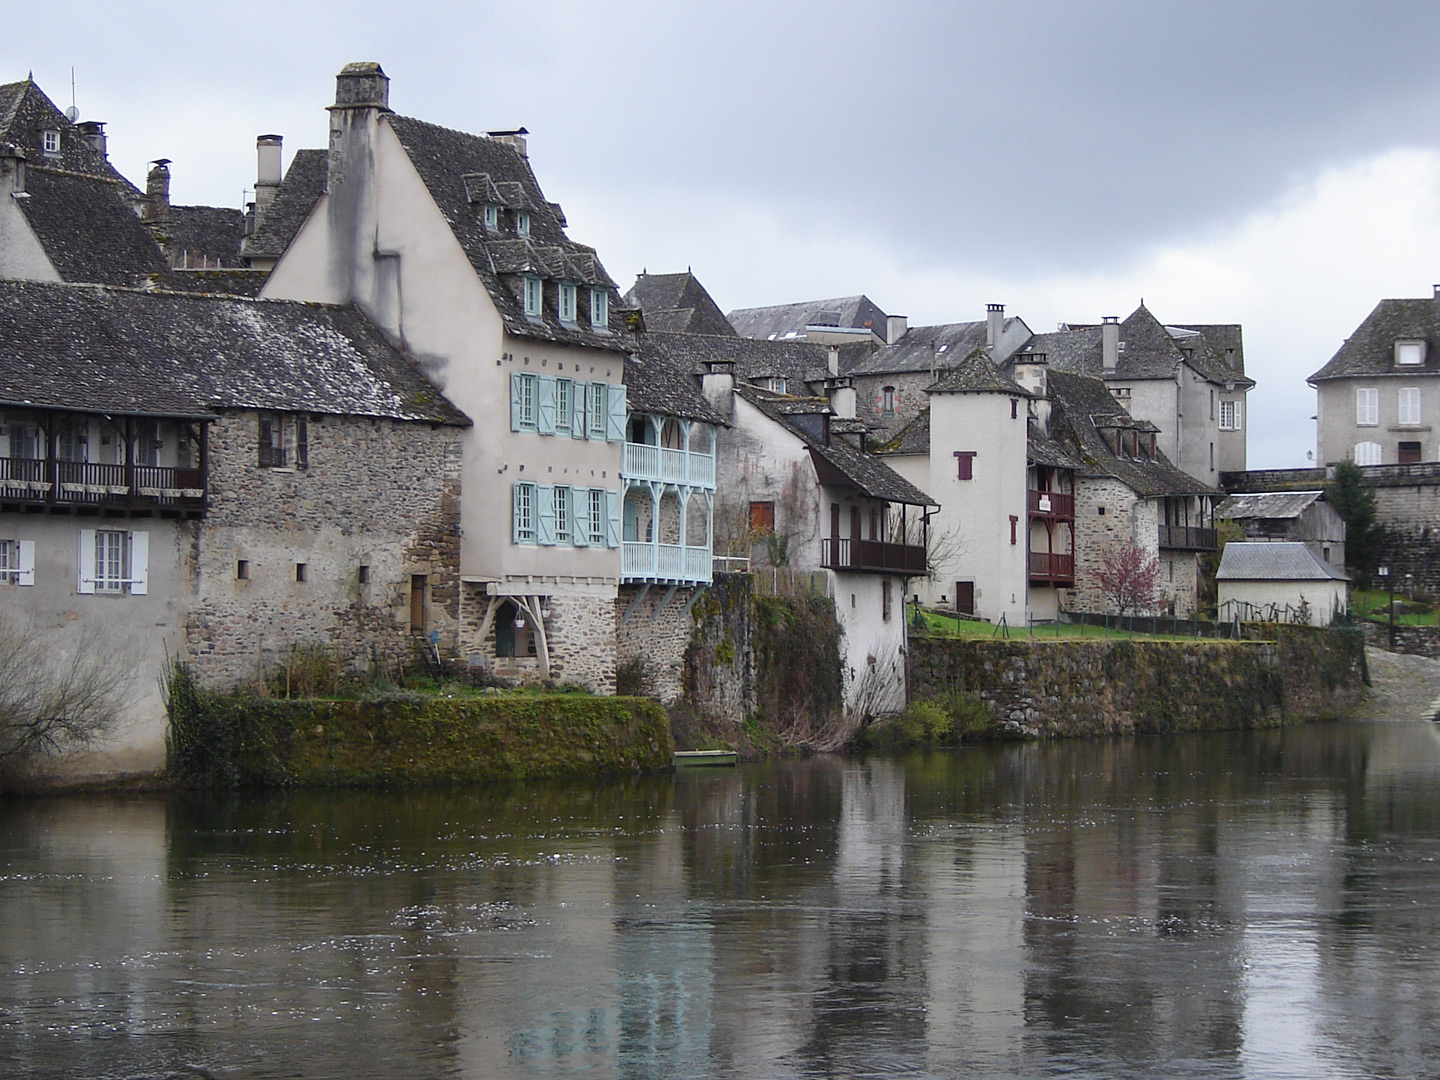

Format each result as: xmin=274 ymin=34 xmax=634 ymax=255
xmin=3 ymin=721 xmax=1439 ymax=1079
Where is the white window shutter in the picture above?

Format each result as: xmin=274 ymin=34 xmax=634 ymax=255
xmin=77 ymin=529 xmax=96 ymax=593
xmin=129 ymin=531 xmax=149 ymax=595
xmin=17 ymin=539 xmax=35 ymax=586
xmin=571 ymin=487 xmax=589 ymax=546
xmin=605 ymin=489 xmax=620 ymax=548
xmin=607 ymin=383 xmax=627 ymax=441
xmin=1234 ymin=400 xmax=1243 ymax=429
xmin=537 ymin=485 xmax=556 ymax=545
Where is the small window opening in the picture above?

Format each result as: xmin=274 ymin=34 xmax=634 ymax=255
xmin=236 ymin=560 xmax=249 ymax=580
xmin=295 ymin=563 xmax=307 ymax=582
xmin=357 ymin=565 xmax=370 ymax=584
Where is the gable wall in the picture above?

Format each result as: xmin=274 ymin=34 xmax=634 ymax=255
xmin=713 ymin=396 xmax=823 ymax=569
xmin=0 ymin=191 xmax=62 ymax=282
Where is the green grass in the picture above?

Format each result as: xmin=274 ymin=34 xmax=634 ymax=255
xmin=909 ymin=606 xmax=1212 ymax=642
xmin=1350 ymin=589 xmax=1439 ymax=626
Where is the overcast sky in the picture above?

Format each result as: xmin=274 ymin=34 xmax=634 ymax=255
xmin=9 ymin=1 xmax=1440 ymax=468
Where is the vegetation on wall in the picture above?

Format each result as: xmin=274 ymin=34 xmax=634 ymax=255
xmin=855 ymin=689 xmax=996 ymax=749
xmin=1327 ymin=459 xmax=1385 ymax=587
xmin=749 ymin=594 xmax=844 ymax=742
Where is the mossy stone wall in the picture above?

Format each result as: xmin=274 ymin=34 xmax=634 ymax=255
xmin=908 ymin=625 xmax=1366 ymax=736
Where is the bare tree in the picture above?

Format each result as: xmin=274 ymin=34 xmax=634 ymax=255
xmin=0 ymin=612 xmax=139 ymax=784
xmin=1096 ymin=542 xmax=1162 ymax=616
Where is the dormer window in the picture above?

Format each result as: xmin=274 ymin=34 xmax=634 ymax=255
xmin=1396 ymin=340 xmax=1426 ymax=366
xmin=590 ymin=288 xmax=608 ymax=331
xmin=558 ymin=282 xmax=577 ymax=324
xmin=41 ymin=130 xmax=60 ymax=156
xmin=516 ymin=211 xmax=530 ymax=238
xmin=770 ymin=377 xmax=787 ymax=393
xmin=483 ymin=204 xmax=499 ymax=231
xmin=523 ymin=275 xmax=544 ymax=318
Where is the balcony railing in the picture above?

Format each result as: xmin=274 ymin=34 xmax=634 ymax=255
xmin=0 ymin=457 xmax=207 ymax=514
xmin=821 ymin=537 xmax=927 ymax=575
xmin=1158 ymin=524 xmax=1217 ymax=552
xmin=622 ymin=541 xmax=713 ymax=583
xmin=1029 ymin=551 xmax=1075 ymax=583
xmin=1028 ymin=489 xmax=1075 ymax=517
xmin=621 ymin=442 xmax=716 ymax=489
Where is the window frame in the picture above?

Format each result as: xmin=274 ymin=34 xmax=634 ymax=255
xmin=554 ymin=484 xmax=571 ymax=544
xmin=587 ymin=382 xmax=608 ymax=440
xmin=1356 ymin=387 xmax=1379 ymax=427
xmin=258 ymin=413 xmax=308 ymax=469
xmin=511 ymin=372 xmax=538 ymax=432
xmin=77 ymin=529 xmax=148 ymax=595
xmin=1354 ymin=440 xmax=1383 ymax=466
xmin=483 ymin=204 xmax=499 ymax=231
xmin=513 ymin=481 xmax=536 ymax=544
xmin=516 ymin=211 xmax=531 ymax=238
xmin=881 ymin=386 xmax=896 ymax=414
xmin=523 ymin=275 xmax=544 ymax=318
xmin=590 ymin=288 xmax=608 ymax=331
xmin=41 ymin=129 xmax=60 ymax=155
xmin=555 ymin=378 xmax=573 ymax=435
xmin=1399 ymin=386 xmax=1422 ymax=426
xmin=1396 ymin=340 xmax=1426 ymax=366
xmin=0 ymin=538 xmax=35 ymax=586
xmin=954 ymin=451 xmax=976 ymax=480
xmin=558 ymin=282 xmax=577 ymax=324
xmin=749 ymin=501 xmax=776 ymax=534
xmin=587 ymin=488 xmax=606 ymax=546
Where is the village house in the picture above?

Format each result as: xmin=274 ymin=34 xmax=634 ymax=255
xmin=1213 ymin=490 xmax=1346 ymax=571
xmin=1216 ymin=542 xmax=1349 ymax=626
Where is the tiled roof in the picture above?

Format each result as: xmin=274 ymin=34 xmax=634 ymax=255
xmin=384 ymin=114 xmax=625 ymax=349
xmin=874 ymin=407 xmax=930 ymax=456
xmin=735 ymin=384 xmax=933 ymax=507
xmin=1018 ymin=325 xmax=1102 ymax=373
xmin=927 ymin=346 xmax=1028 ymax=395
xmin=1035 ymin=305 xmax=1251 ymax=388
xmin=638 ymin=331 xmax=832 ymax=390
xmin=242 ymin=149 xmax=328 ymax=261
xmin=14 ymin=167 xmax=171 ymax=286
xmin=623 ymin=271 xmax=736 ymax=337
xmin=169 ymin=269 xmax=269 ymax=297
xmin=0 ymin=279 xmax=468 ymax=424
xmin=1170 ymin=323 xmax=1250 ymax=384
xmin=1215 ymin=490 xmax=1325 ymax=522
xmin=844 ymin=319 xmax=1021 ymax=377
xmin=161 ymin=205 xmax=247 ymax=269
xmin=1309 ymin=297 xmax=1440 ymax=381
xmin=624 ymin=345 xmax=727 ymax=426
xmin=728 ymin=294 xmax=888 ymax=341
xmin=1216 ymin=542 xmax=1349 ymax=581
xmin=0 ymin=79 xmax=142 ymax=194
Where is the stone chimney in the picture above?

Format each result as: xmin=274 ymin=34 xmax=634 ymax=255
xmin=324 ymin=63 xmax=392 ymax=315
xmin=333 ymin=61 xmax=390 ymax=110
xmin=145 ymin=159 xmax=171 ymax=223
xmin=827 ymin=346 xmax=840 ymax=377
xmin=886 ymin=314 xmax=908 ymax=345
xmin=1011 ymin=352 xmax=1050 ymax=433
xmin=487 ymin=128 xmax=529 ymax=159
xmin=1433 ymin=284 xmax=1440 ymax=329
xmin=701 ymin=359 xmax=736 ymax=419
xmin=1101 ymin=316 xmax=1119 ymax=374
xmin=986 ymin=303 xmax=1005 ymax=348
xmin=0 ymin=143 xmax=27 ymax=196
xmin=255 ymin=135 xmax=282 ymax=213
xmin=825 ymin=377 xmax=857 ymax=420
xmin=75 ymin=121 xmax=107 ymax=159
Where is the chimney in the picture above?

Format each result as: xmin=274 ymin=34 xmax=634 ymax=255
xmin=333 ymin=61 xmax=390 ymax=110
xmin=702 ymin=359 xmax=736 ymax=419
xmin=827 ymin=346 xmax=839 ymax=377
xmin=1433 ymin=284 xmax=1440 ymax=328
xmin=986 ymin=303 xmax=1005 ymax=348
xmin=255 ymin=135 xmax=283 ymax=213
xmin=825 ymin=377 xmax=857 ymax=420
xmin=1101 ymin=316 xmax=1119 ymax=374
xmin=0 ymin=143 xmax=27 ymax=195
xmin=324 ymin=62 xmax=392 ymax=311
xmin=75 ymin=120 xmax=107 ymax=159
xmin=1011 ymin=352 xmax=1048 ymax=398
xmin=487 ymin=128 xmax=529 ymax=159
xmin=886 ymin=314 xmax=908 ymax=344
xmin=145 ymin=159 xmax=171 ymax=223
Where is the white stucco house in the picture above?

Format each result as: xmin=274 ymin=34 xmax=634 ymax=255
xmin=1216 ymin=542 xmax=1349 ymax=626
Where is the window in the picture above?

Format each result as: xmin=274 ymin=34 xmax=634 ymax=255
xmin=881 ymin=386 xmax=896 ymax=414
xmin=954 ymin=450 xmax=975 ymax=480
xmin=258 ymin=413 xmax=308 ymax=468
xmin=1356 ymin=387 xmax=1379 ymax=427
xmin=295 ymin=563 xmax=307 ymax=583
xmin=882 ymin=579 xmax=892 ymax=622
xmin=1219 ymin=399 xmax=1243 ymax=431
xmin=1400 ymin=387 xmax=1422 ymax=426
xmin=590 ymin=288 xmax=608 ymax=331
xmin=236 ymin=560 xmax=249 ymax=580
xmin=749 ymin=501 xmax=775 ymax=534
xmin=558 ymin=282 xmax=577 ymax=324
xmin=1009 ymin=515 xmax=1018 ymax=545
xmin=1112 ymin=387 xmax=1131 ymax=402
xmin=1354 ymin=441 xmax=1382 ymax=466
xmin=513 ymin=482 xmax=536 ymax=544
xmin=42 ymin=130 xmax=59 ymax=155
xmin=554 ymin=485 xmax=571 ymax=544
xmin=1399 ymin=441 xmax=1423 ymax=464
xmin=1210 ymin=389 xmax=1215 ymax=420
xmin=410 ymin=575 xmax=427 ymax=632
xmin=516 ymin=211 xmax=530 ymax=238
xmin=77 ymin=529 xmax=147 ymax=595
xmin=0 ymin=539 xmax=35 ymax=586
xmin=357 ymin=564 xmax=369 ymax=584
xmin=587 ymin=488 xmax=606 ymax=546
xmin=510 ymin=372 xmax=538 ymax=431
xmin=483 ymin=204 xmax=499 ymax=231
xmin=767 ymin=377 xmax=787 ymax=394
xmin=555 ymin=378 xmax=573 ymax=435
xmin=588 ymin=381 xmax=608 ymax=440
xmin=1397 ymin=340 xmax=1426 ymax=366
xmin=523 ymin=276 xmax=543 ymax=318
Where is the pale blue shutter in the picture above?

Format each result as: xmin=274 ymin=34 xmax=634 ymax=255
xmin=572 ymin=381 xmax=588 ymax=439
xmin=606 ymin=383 xmax=627 ymax=441
xmin=512 ymin=483 xmax=523 ymax=543
xmin=571 ymin=488 xmax=589 ymax=546
xmin=77 ymin=529 xmax=96 ymax=594
xmin=537 ymin=485 xmax=556 ymax=545
xmin=510 ymin=373 xmax=524 ymax=431
xmin=537 ymin=376 xmax=556 ymax=435
xmin=605 ymin=489 xmax=620 ymax=548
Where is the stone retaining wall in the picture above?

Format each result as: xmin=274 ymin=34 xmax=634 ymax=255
xmin=1358 ymin=619 xmax=1440 ymax=659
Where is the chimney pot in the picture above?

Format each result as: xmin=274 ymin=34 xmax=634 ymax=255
xmin=75 ymin=120 xmax=107 ymax=159
xmin=333 ymin=62 xmax=390 ymax=110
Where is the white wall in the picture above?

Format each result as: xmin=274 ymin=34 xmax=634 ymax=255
xmin=1218 ymin=578 xmax=1347 ymax=625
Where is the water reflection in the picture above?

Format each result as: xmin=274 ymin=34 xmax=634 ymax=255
xmin=2 ymin=722 xmax=1440 ymax=1078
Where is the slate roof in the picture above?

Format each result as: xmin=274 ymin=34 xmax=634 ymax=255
xmin=242 ymin=149 xmax=328 ymax=261
xmin=161 ymin=204 xmax=247 ymax=269
xmin=14 ymin=167 xmax=172 ymax=286
xmin=1308 ymin=297 xmax=1440 ymax=381
xmin=638 ymin=331 xmax=832 ymax=391
xmin=0 ymin=279 xmax=468 ymax=424
xmin=1216 ymin=542 xmax=1349 ymax=581
xmin=735 ymin=384 xmax=933 ymax=507
xmin=1170 ymin=323 xmax=1250 ymax=385
xmin=843 ymin=319 xmax=1024 ymax=377
xmin=1215 ymin=491 xmax=1326 ymax=522
xmin=728 ymin=295 xmax=888 ymax=341
xmin=383 ymin=114 xmax=625 ymax=350
xmin=624 ymin=344 xmax=727 ymax=426
xmin=169 ymin=269 xmax=269 ymax=297
xmin=0 ymin=79 xmax=141 ymax=193
xmin=623 ymin=271 xmax=736 ymax=337
xmin=1047 ymin=370 xmax=1216 ymax=497
xmin=927 ymin=346 xmax=1029 ymax=395
xmin=1036 ymin=305 xmax=1251 ymax=387
xmin=875 ymin=407 xmax=930 ymax=455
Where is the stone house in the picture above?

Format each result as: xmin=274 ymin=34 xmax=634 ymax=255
xmin=1309 ymin=286 xmax=1440 ymax=467
xmin=623 ymin=271 xmax=737 ymax=337
xmin=258 ymin=62 xmax=636 ymax=691
xmin=1213 ymin=490 xmax=1346 ymax=570
xmin=1216 ymin=542 xmax=1349 ymax=626
xmin=0 ymin=280 xmax=467 ymax=779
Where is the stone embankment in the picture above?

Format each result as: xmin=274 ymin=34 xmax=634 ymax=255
xmin=1352 ymin=646 xmax=1440 ymax=722
xmin=908 ymin=625 xmax=1366 ymax=737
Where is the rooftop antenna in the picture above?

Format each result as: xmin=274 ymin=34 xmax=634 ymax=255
xmin=65 ymin=67 xmax=79 ymax=123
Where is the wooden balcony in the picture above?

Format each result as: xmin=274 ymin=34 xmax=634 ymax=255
xmin=1029 ymin=551 xmax=1075 ymax=584
xmin=821 ymin=537 xmax=927 ymax=575
xmin=1158 ymin=524 xmax=1217 ymax=552
xmin=1028 ymin=489 xmax=1075 ymax=517
xmin=0 ymin=457 xmax=207 ymax=516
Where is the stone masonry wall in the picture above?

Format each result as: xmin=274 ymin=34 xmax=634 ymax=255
xmin=1359 ymin=619 xmax=1440 ymax=659
xmin=615 ymin=583 xmax=698 ymax=703
xmin=684 ymin=572 xmax=756 ymax=723
xmin=460 ymin=585 xmax=619 ymax=693
xmin=1071 ymin=477 xmax=1143 ymax=613
xmin=184 ymin=410 xmax=463 ymax=686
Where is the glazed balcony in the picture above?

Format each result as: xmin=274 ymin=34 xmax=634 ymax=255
xmin=621 ymin=442 xmax=716 ymax=490
xmin=1158 ymin=525 xmax=1217 ymax=552
xmin=0 ymin=457 xmax=207 ymax=516
xmin=821 ymin=537 xmax=927 ymax=575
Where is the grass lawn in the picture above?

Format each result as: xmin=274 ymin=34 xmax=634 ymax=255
xmin=1349 ymin=589 xmax=1439 ymax=626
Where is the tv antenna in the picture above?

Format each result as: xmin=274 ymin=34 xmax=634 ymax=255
xmin=64 ymin=67 xmax=79 ymax=122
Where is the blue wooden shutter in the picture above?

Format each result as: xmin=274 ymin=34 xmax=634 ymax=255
xmin=571 ymin=487 xmax=589 ymax=546
xmin=606 ymin=383 xmax=627 ymax=441
xmin=588 ymin=383 xmax=607 ymax=440
xmin=510 ymin=373 xmax=524 ymax=431
xmin=572 ymin=381 xmax=588 ymax=439
xmin=605 ymin=489 xmax=620 ymax=548
xmin=537 ymin=376 xmax=557 ymax=435
xmin=537 ymin=485 xmax=556 ymax=545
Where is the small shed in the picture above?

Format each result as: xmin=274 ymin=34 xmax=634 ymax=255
xmin=1216 ymin=541 xmax=1349 ymax=626
xmin=1214 ymin=490 xmax=1345 ymax=570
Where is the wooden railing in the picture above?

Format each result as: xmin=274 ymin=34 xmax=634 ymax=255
xmin=1158 ymin=525 xmax=1217 ymax=551
xmin=1028 ymin=489 xmax=1075 ymax=517
xmin=0 ymin=457 xmax=206 ymax=513
xmin=1028 ymin=551 xmax=1075 ymax=581
xmin=821 ymin=537 xmax=927 ymax=575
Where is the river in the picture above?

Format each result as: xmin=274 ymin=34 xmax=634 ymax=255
xmin=3 ymin=720 xmax=1439 ymax=1079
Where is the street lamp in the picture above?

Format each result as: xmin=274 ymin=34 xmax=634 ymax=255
xmin=1378 ymin=565 xmax=1393 ymax=649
